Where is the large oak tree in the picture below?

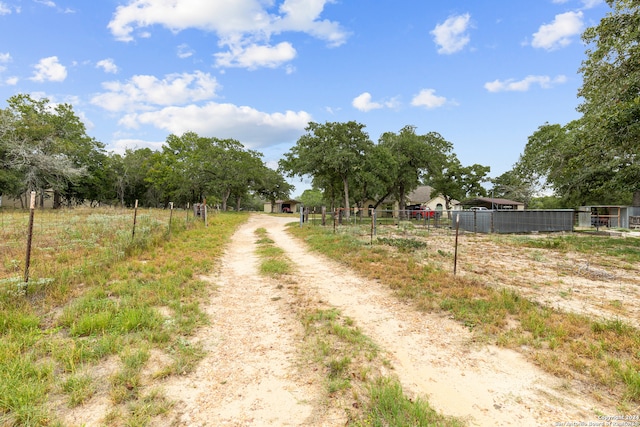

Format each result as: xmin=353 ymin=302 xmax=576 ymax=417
xmin=280 ymin=121 xmax=373 ymax=218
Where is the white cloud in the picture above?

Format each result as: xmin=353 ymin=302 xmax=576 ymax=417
xmin=274 ymin=0 xmax=349 ymax=48
xmin=580 ymin=0 xmax=603 ymax=9
xmin=431 ymin=13 xmax=471 ymax=55
xmin=214 ymin=42 xmax=296 ymax=69
xmin=107 ymin=0 xmax=348 ymax=70
xmin=30 ymin=56 xmax=67 ymax=82
xmin=484 ymin=75 xmax=567 ymax=92
xmin=352 ymin=92 xmax=382 ymax=112
xmin=352 ymin=92 xmax=399 ymax=112
xmin=96 ymin=58 xmax=119 ymax=74
xmin=110 ymin=138 xmax=165 ymax=155
xmin=411 ymin=89 xmax=447 ymax=109
xmin=118 ymin=102 xmax=312 ymax=149
xmin=91 ymin=71 xmax=220 ymax=112
xmin=0 ymin=52 xmax=10 ymax=72
xmin=532 ymin=11 xmax=583 ymax=50
xmin=5 ymin=76 xmax=18 ymax=85
xmin=177 ymin=43 xmax=194 ymax=59
xmin=0 ymin=2 xmax=11 ymax=15
xmin=35 ymin=0 xmax=55 ymax=7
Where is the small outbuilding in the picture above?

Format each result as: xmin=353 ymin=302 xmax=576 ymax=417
xmin=264 ymin=199 xmax=301 ymax=214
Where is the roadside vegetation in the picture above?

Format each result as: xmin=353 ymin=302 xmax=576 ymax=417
xmin=254 ymin=226 xmax=463 ymax=426
xmin=0 ymin=208 xmax=248 ymax=427
xmin=287 ymin=222 xmax=640 ymax=412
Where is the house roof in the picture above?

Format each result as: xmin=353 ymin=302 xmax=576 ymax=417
xmin=406 ymin=186 xmax=434 ymax=204
xmin=463 ymin=197 xmax=524 ymax=206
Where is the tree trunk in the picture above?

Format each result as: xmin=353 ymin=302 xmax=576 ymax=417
xmin=221 ymin=188 xmax=231 ymax=211
xmin=53 ymin=191 xmax=61 ymax=209
xmin=398 ymin=184 xmax=406 ymax=219
xmin=633 ymin=190 xmax=640 ymax=207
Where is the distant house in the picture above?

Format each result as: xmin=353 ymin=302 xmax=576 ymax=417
xmin=263 ymin=199 xmax=300 ymax=214
xmin=405 ymin=185 xmax=455 ymax=213
xmin=359 ymin=185 xmax=457 ymax=217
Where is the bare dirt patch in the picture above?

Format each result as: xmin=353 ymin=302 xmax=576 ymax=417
xmin=435 ymin=230 xmax=640 ymax=330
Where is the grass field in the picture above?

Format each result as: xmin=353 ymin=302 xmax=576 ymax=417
xmin=0 ymin=207 xmax=247 ymax=426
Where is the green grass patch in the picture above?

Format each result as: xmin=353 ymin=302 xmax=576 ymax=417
xmin=255 ymin=227 xmax=294 ymax=277
xmin=353 ymin=377 xmax=464 ymax=427
xmin=376 ymin=237 xmax=427 ymax=252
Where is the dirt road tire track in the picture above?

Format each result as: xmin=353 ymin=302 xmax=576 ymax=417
xmin=162 ymin=214 xmax=617 ymax=426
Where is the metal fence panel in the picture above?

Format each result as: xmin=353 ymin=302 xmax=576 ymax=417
xmin=454 ymin=210 xmax=574 ymax=234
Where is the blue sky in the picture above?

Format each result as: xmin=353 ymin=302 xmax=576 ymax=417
xmin=0 ymin=0 xmax=608 ymax=196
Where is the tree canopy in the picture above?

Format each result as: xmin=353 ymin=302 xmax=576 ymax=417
xmin=279 ymin=121 xmax=373 ymax=218
xmin=0 ymin=94 xmax=103 ymax=207
xmin=1 ymin=95 xmax=494 ymax=212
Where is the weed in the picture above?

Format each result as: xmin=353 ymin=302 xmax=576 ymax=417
xmin=255 ymin=227 xmax=294 ymax=277
xmin=260 ymin=259 xmax=292 ymax=275
xmin=61 ymin=374 xmax=95 ymax=407
xmin=353 ymin=377 xmax=464 ymax=427
xmin=376 ymin=237 xmax=427 ymax=252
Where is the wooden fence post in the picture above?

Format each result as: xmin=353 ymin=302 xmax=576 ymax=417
xmin=132 ymin=199 xmax=139 ymax=239
xmin=168 ymin=202 xmax=174 ymax=237
xmin=453 ymin=214 xmax=460 ymax=275
xmin=24 ymin=191 xmax=36 ymax=287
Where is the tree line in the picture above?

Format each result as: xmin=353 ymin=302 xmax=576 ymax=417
xmin=0 ymin=93 xmax=490 ymax=213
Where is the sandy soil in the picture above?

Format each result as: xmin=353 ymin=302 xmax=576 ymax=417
xmin=432 ymin=228 xmax=640 ymax=330
xmin=158 ymin=215 xmax=624 ymax=426
xmin=61 ymin=214 xmax=633 ymax=426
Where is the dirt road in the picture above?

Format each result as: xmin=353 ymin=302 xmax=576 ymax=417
xmin=162 ymin=214 xmax=618 ymax=426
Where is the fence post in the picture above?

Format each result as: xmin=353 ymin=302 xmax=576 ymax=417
xmin=299 ymin=204 xmax=304 ymax=228
xmin=168 ymin=202 xmax=174 ymax=237
xmin=132 ymin=199 xmax=139 ymax=239
xmin=370 ymin=208 xmax=378 ymax=244
xmin=24 ymin=191 xmax=36 ymax=287
xmin=453 ymin=214 xmax=460 ymax=276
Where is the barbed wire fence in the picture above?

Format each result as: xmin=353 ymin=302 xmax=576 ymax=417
xmin=0 ymin=201 xmax=209 ymax=294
